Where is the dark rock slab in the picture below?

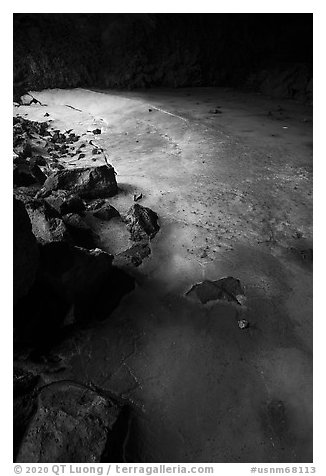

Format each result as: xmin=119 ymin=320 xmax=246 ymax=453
xmin=13 ymin=197 xmax=39 ymax=303
xmin=186 ymin=277 xmax=245 ymax=305
xmin=40 ymin=165 xmax=118 ymax=199
xmin=125 ymin=204 xmax=159 ymax=241
xmin=16 ymin=381 xmax=122 ymax=463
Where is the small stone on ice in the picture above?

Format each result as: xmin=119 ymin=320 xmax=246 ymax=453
xmin=238 ymin=319 xmax=249 ymax=329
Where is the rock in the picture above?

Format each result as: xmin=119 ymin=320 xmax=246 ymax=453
xmin=92 ymin=128 xmax=102 ymax=134
xmin=14 ymin=243 xmax=114 ymax=339
xmin=44 ymin=244 xmax=134 ymax=323
xmin=13 ymin=197 xmax=39 ymax=303
xmin=16 ymin=381 xmax=123 ymax=463
xmin=40 ymin=165 xmax=118 ymax=199
xmin=25 ymin=199 xmax=70 ymax=245
xmin=44 ymin=191 xmax=85 ymax=216
xmin=13 ymin=163 xmax=43 ymax=187
xmin=125 ymin=204 xmax=159 ymax=241
xmin=93 ymin=203 xmax=119 ymax=221
xmin=186 ymin=277 xmax=245 ymax=305
xmin=62 ymin=213 xmax=95 ymax=248
xmin=238 ymin=319 xmax=249 ymax=329
xmin=115 ymin=242 xmax=151 ymax=267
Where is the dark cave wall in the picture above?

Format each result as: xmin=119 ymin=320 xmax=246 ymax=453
xmin=13 ymin=13 xmax=313 ymax=101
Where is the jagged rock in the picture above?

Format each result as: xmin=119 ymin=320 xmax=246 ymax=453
xmin=125 ymin=204 xmax=159 ymax=241
xmin=16 ymin=381 xmax=122 ymax=463
xmin=115 ymin=242 xmax=151 ymax=267
xmin=40 ymin=165 xmax=118 ymax=199
xmin=186 ymin=277 xmax=245 ymax=305
xmin=44 ymin=190 xmax=85 ymax=216
xmin=13 ymin=197 xmax=39 ymax=303
xmin=25 ymin=199 xmax=70 ymax=245
xmin=62 ymin=213 xmax=95 ymax=248
xmin=14 ymin=116 xmax=49 ymax=138
xmin=93 ymin=203 xmax=119 ymax=221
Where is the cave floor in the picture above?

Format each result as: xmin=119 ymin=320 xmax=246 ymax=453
xmin=14 ymin=87 xmax=313 ymax=462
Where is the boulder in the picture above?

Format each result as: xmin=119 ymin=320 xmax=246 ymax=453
xmin=40 ymin=165 xmax=118 ymax=199
xmin=125 ymin=204 xmax=159 ymax=241
xmin=13 ymin=197 xmax=39 ymax=303
xmin=16 ymin=381 xmax=122 ymax=463
xmin=25 ymin=199 xmax=70 ymax=245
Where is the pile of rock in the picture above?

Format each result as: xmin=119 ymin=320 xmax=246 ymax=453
xmin=13 ymin=116 xmax=161 ymax=342
xmin=13 ymin=115 xmax=160 ymax=463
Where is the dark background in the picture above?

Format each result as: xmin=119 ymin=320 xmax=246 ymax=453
xmin=13 ymin=13 xmax=313 ymax=101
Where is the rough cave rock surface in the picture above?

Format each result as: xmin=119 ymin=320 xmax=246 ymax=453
xmin=16 ymin=381 xmax=123 ymax=463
